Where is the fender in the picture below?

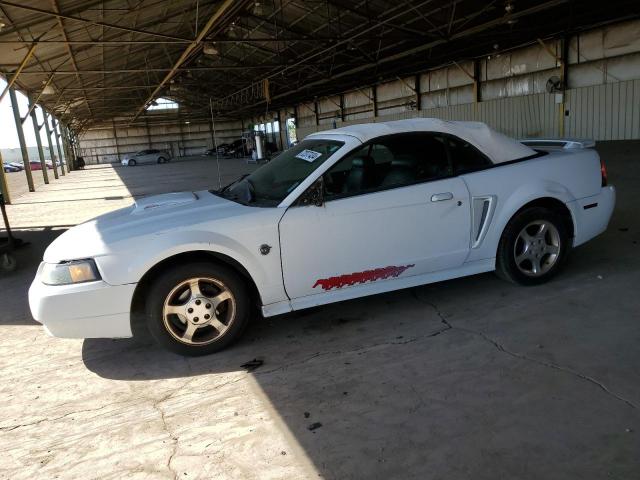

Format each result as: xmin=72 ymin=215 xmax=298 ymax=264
xmin=465 ymin=179 xmax=576 ymax=263
xmin=95 ymin=228 xmax=288 ymax=306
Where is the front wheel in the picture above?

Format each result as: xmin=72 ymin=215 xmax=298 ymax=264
xmin=128 ymin=159 xmax=137 ymax=167
xmin=145 ymin=262 xmax=251 ymax=356
xmin=496 ymin=206 xmax=570 ymax=285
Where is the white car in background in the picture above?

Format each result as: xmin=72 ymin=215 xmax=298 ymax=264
xmin=30 ymin=119 xmax=615 ymax=356
xmin=121 ymin=149 xmax=170 ymax=166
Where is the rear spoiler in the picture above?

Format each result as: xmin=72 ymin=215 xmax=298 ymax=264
xmin=519 ymin=138 xmax=596 ymax=150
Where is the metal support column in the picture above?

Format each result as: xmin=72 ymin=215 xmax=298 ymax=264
xmin=9 ymin=87 xmax=35 ymax=192
xmin=28 ymin=99 xmax=49 ymax=184
xmin=314 ymin=100 xmax=319 ymax=126
xmin=415 ymin=75 xmax=422 ymax=111
xmin=560 ymin=35 xmax=569 ymax=137
xmin=61 ymin=125 xmax=74 ymax=171
xmin=112 ymin=120 xmax=121 ymax=160
xmin=339 ymin=94 xmax=346 ymax=122
xmin=472 ymin=60 xmax=481 ymax=104
xmin=277 ymin=110 xmax=285 ymax=150
xmin=53 ymin=118 xmax=66 ymax=175
xmin=144 ymin=117 xmax=152 ymax=149
xmin=178 ymin=114 xmax=185 ymax=157
xmin=43 ymin=111 xmax=59 ymax=179
xmin=67 ymin=126 xmax=76 ymax=170
xmin=372 ymin=85 xmax=378 ymax=118
xmin=0 ymin=149 xmax=11 ymax=204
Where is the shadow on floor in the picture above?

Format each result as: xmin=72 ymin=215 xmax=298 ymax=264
xmin=0 ymin=228 xmax=66 ymax=326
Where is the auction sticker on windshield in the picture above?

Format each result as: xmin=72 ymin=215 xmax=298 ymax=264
xmin=295 ymin=149 xmax=323 ymax=162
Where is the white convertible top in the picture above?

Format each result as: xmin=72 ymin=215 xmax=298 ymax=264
xmin=307 ymin=118 xmax=535 ymax=164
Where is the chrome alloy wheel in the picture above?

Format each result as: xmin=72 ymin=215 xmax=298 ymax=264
xmin=162 ymin=277 xmax=236 ymax=345
xmin=513 ymin=220 xmax=561 ymax=277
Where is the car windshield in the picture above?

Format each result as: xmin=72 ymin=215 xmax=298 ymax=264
xmin=215 ymin=139 xmax=344 ymax=207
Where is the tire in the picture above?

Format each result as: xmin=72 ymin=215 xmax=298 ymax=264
xmin=157 ymin=156 xmax=167 ymax=164
xmin=496 ymin=206 xmax=570 ymax=286
xmin=129 ymin=159 xmax=137 ymax=166
xmin=145 ymin=262 xmax=251 ymax=356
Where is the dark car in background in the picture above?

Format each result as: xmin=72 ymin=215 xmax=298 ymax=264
xmin=227 ymin=138 xmax=252 ymax=157
xmin=3 ymin=162 xmax=21 ymax=173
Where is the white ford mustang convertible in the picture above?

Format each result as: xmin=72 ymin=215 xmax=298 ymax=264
xmin=29 ymin=119 xmax=615 ymax=355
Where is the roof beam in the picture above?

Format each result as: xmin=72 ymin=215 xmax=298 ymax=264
xmin=0 ymin=42 xmax=37 ymax=102
xmin=50 ymin=0 xmax=92 ymax=117
xmin=15 ymin=63 xmax=373 ymax=74
xmin=0 ymin=1 xmax=192 ymax=41
xmin=131 ymin=0 xmax=250 ymax=122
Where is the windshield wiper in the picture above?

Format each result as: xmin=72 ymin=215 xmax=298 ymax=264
xmin=219 ymin=174 xmax=249 ymax=194
xmin=246 ymin=179 xmax=256 ymax=203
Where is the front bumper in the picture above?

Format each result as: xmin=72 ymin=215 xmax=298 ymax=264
xmin=29 ymin=265 xmax=136 ymax=338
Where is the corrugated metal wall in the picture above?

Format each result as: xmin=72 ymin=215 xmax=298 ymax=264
xmin=296 ymin=19 xmax=640 ymax=142
xmin=565 ymin=80 xmax=640 ymax=140
xmin=79 ymin=18 xmax=640 ymax=161
xmin=79 ymin=118 xmax=244 ymax=164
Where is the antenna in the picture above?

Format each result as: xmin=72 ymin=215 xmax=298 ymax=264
xmin=209 ymin=97 xmax=222 ymax=189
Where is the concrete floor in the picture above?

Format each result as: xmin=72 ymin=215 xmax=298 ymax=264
xmin=1 ymin=144 xmax=639 ymax=480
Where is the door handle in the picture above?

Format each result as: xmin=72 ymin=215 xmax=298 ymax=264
xmin=431 ymin=192 xmax=454 ymax=202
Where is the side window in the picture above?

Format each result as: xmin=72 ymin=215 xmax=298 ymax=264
xmin=323 ymin=144 xmax=372 ymax=197
xmin=323 ymin=133 xmax=452 ymax=200
xmin=445 ymin=136 xmax=492 ymax=174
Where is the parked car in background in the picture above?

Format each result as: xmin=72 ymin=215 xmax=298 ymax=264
xmin=3 ymin=162 xmax=21 ymax=172
xmin=29 ymin=118 xmax=615 ymax=356
xmin=28 ymin=160 xmax=53 ymax=171
xmin=227 ymin=138 xmax=252 ymax=157
xmin=121 ymin=149 xmax=170 ymax=166
xmin=203 ymin=143 xmax=231 ymax=156
xmin=264 ymin=141 xmax=279 ymax=156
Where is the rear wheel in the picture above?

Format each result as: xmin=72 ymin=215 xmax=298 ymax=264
xmin=157 ymin=156 xmax=167 ymax=164
xmin=496 ymin=206 xmax=570 ymax=285
xmin=145 ymin=262 xmax=251 ymax=356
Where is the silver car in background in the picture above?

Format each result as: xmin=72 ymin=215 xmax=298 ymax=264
xmin=121 ymin=149 xmax=170 ymax=166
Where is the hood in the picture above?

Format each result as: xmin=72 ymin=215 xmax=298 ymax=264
xmin=131 ymin=191 xmax=197 ymax=214
xmin=43 ymin=190 xmax=246 ymax=263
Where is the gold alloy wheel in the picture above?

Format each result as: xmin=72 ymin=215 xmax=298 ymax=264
xmin=162 ymin=277 xmax=236 ymax=345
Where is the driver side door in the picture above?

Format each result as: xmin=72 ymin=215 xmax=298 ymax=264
xmin=278 ymin=132 xmax=471 ymax=302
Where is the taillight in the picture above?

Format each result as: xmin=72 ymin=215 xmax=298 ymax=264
xmin=600 ymin=158 xmax=608 ymax=187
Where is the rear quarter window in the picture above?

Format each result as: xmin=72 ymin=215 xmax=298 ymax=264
xmin=446 ymin=136 xmax=492 ymax=174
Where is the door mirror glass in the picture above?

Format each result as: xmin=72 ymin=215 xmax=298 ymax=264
xmin=298 ymin=177 xmax=324 ymax=207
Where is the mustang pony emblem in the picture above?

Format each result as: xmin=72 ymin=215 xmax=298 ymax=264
xmin=313 ymin=264 xmax=415 ymax=290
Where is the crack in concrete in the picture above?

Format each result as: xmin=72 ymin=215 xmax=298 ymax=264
xmin=253 ymin=323 xmax=453 ymax=377
xmin=0 ymin=400 xmax=133 ymax=432
xmin=411 ymin=289 xmax=638 ymax=411
xmin=154 ymin=399 xmax=179 ymax=480
xmin=150 ymin=375 xmax=243 ymax=480
xmin=151 ymin=378 xmax=195 ymax=480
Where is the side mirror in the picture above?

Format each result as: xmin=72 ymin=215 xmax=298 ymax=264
xmin=298 ymin=177 xmax=324 ymax=207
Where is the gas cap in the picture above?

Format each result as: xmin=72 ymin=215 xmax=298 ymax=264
xmin=260 ymin=244 xmax=272 ymax=255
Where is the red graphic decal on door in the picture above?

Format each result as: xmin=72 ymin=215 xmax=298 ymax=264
xmin=312 ymin=264 xmax=415 ymax=290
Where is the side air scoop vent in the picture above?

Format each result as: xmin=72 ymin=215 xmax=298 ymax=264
xmin=471 ymin=196 xmax=496 ymax=248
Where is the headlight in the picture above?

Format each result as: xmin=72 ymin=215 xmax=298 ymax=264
xmin=41 ymin=259 xmax=101 ymax=285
